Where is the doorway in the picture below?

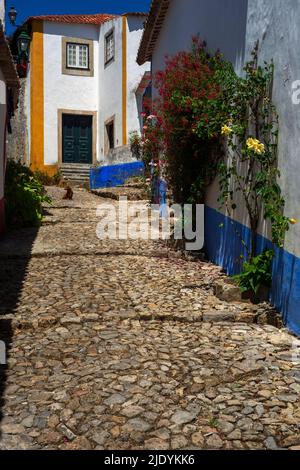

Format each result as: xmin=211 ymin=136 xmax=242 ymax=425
xmin=62 ymin=114 xmax=93 ymax=164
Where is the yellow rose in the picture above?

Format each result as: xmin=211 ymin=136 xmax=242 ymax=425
xmin=246 ymin=138 xmax=265 ymax=155
xmin=221 ymin=125 xmax=232 ymax=136
xmin=290 ymin=218 xmax=297 ymax=225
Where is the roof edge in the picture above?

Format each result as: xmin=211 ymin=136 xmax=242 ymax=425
xmin=137 ymin=0 xmax=170 ymax=65
xmin=122 ymin=12 xmax=149 ymax=17
xmin=0 ymin=20 xmax=20 ymax=91
xmin=24 ymin=13 xmax=117 ymax=27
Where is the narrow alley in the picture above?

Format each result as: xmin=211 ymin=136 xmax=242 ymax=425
xmin=0 ymin=187 xmax=300 ymax=450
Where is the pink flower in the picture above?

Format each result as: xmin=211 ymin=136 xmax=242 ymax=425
xmin=141 ymin=112 xmax=147 ymax=118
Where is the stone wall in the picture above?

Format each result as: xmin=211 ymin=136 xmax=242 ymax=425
xmin=7 ymin=79 xmax=29 ymax=165
xmin=103 ymin=145 xmax=138 ymax=166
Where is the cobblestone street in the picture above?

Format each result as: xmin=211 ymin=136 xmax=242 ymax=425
xmin=0 ymin=187 xmax=300 ymax=450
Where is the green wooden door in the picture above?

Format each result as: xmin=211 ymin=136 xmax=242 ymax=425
xmin=62 ymin=114 xmax=93 ymax=164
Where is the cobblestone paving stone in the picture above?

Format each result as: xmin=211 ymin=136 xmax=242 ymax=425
xmin=0 ymin=187 xmax=300 ymax=450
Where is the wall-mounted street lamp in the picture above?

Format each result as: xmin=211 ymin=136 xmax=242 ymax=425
xmin=17 ymin=30 xmax=31 ymax=59
xmin=8 ymin=6 xmax=31 ymax=77
xmin=8 ymin=6 xmax=18 ymax=26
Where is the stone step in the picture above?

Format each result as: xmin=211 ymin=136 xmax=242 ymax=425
xmin=61 ymin=169 xmax=90 ymax=173
xmin=61 ymin=173 xmax=90 ymax=178
xmin=61 ymin=165 xmax=91 ymax=171
xmin=60 ymin=164 xmax=91 ymax=184
xmin=61 ymin=163 xmax=91 ymax=168
xmin=61 ymin=174 xmax=90 ymax=180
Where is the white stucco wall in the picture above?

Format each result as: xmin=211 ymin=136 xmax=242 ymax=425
xmin=244 ymin=0 xmax=300 ymax=258
xmin=98 ymin=17 xmax=123 ymax=159
xmin=43 ymin=21 xmax=99 ymax=165
xmin=150 ymin=0 xmax=250 ymax=223
xmin=150 ymin=0 xmax=300 ymax=258
xmin=29 ymin=17 xmax=149 ymax=165
xmin=0 ymin=67 xmax=6 ymax=200
xmin=152 ymin=0 xmax=248 ymax=88
xmin=98 ymin=16 xmax=150 ymax=160
xmin=126 ymin=16 xmax=150 ymax=137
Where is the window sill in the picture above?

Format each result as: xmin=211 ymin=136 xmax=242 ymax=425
xmin=62 ymin=67 xmax=94 ymax=77
xmin=66 ymin=66 xmax=91 ymax=72
xmin=104 ymin=58 xmax=115 ymax=69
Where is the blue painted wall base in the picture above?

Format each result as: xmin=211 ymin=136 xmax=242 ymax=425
xmin=205 ymin=206 xmax=300 ymax=337
xmin=90 ymin=162 xmax=144 ymax=189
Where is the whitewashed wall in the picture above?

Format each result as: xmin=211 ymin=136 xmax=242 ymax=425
xmin=152 ymin=0 xmax=248 ymax=90
xmin=150 ymin=0 xmax=251 ymax=220
xmin=98 ymin=16 xmax=150 ymax=161
xmin=206 ymin=0 xmax=300 ymax=258
xmin=98 ymin=17 xmax=123 ymax=160
xmin=150 ymin=0 xmax=300 ymax=258
xmin=0 ymin=67 xmax=6 ymax=201
xmin=126 ymin=16 xmax=150 ymax=137
xmin=43 ymin=21 xmax=99 ymax=166
xmin=150 ymin=0 xmax=275 ymax=234
xmin=244 ymin=0 xmax=300 ymax=258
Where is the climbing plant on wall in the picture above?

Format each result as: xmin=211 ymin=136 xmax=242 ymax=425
xmin=140 ymin=38 xmax=294 ymax=275
xmin=154 ymin=37 xmax=233 ymax=205
xmin=218 ymin=42 xmax=292 ymax=260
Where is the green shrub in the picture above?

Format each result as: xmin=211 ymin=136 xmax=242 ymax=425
xmin=5 ymin=160 xmax=52 ymax=228
xmin=233 ymin=249 xmax=274 ymax=294
xmin=129 ymin=131 xmax=142 ymax=160
xmin=34 ymin=169 xmax=62 ymax=186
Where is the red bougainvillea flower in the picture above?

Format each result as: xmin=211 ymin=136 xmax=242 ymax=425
xmin=139 ymin=37 xmax=232 ymax=205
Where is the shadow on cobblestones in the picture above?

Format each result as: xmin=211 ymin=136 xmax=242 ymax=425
xmin=0 ymin=227 xmax=39 ymax=436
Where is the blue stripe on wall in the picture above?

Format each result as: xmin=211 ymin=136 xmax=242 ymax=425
xmin=205 ymin=205 xmax=300 ymax=337
xmin=90 ymin=162 xmax=145 ymax=190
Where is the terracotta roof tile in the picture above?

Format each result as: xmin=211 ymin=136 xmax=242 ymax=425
xmin=28 ymin=14 xmax=116 ymax=26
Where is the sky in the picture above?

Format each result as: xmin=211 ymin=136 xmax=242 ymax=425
xmin=5 ymin=0 xmax=152 ymax=34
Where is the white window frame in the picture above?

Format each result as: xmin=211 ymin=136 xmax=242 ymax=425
xmin=105 ymin=30 xmax=115 ymax=65
xmin=66 ymin=43 xmax=89 ymax=70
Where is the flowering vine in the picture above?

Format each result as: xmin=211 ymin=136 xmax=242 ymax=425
xmin=135 ymin=39 xmax=294 ymax=267
xmin=218 ymin=43 xmax=293 ymax=258
xmin=153 ymin=38 xmax=232 ymax=205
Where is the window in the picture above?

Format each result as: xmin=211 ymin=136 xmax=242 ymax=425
xmin=106 ymin=121 xmax=114 ymax=149
xmin=67 ymin=43 xmax=89 ymax=70
xmin=105 ymin=118 xmax=115 ymax=155
xmin=105 ymin=31 xmax=114 ymax=64
xmin=62 ymin=37 xmax=94 ymax=77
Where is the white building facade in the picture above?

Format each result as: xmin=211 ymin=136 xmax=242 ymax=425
xmin=138 ymin=0 xmax=300 ymax=336
xmin=22 ymin=13 xmax=150 ymax=176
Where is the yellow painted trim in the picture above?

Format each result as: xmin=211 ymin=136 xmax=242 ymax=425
xmin=30 ymin=20 xmax=44 ymax=172
xmin=122 ymin=16 xmax=127 ymax=146
xmin=43 ymin=165 xmax=59 ymax=177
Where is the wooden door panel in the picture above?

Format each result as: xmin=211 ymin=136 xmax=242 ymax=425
xmin=62 ymin=114 xmax=92 ymax=164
